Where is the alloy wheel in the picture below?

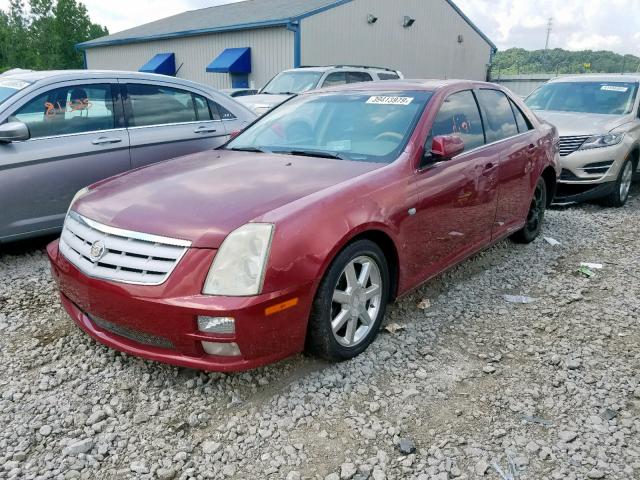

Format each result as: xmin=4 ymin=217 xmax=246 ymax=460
xmin=330 ymin=255 xmax=382 ymax=347
xmin=619 ymin=161 xmax=633 ymax=203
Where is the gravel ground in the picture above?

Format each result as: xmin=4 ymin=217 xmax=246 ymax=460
xmin=1 ymin=186 xmax=639 ymax=480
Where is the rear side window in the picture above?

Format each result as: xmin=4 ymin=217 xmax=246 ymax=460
xmin=9 ymin=84 xmax=114 ymax=139
xmin=208 ymin=100 xmax=237 ymax=121
xmin=322 ymin=72 xmax=347 ymax=88
xmin=347 ymin=72 xmax=373 ymax=83
xmin=429 ymin=90 xmax=485 ymax=153
xmin=509 ymin=99 xmax=533 ymax=133
xmin=127 ymin=84 xmax=199 ymax=127
xmin=476 ymin=89 xmax=519 ymax=143
xmin=378 ymin=73 xmax=400 ymax=80
xmin=193 ymin=94 xmax=212 ymax=121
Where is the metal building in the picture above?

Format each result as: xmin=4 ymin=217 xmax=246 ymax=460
xmin=78 ymin=0 xmax=496 ymax=90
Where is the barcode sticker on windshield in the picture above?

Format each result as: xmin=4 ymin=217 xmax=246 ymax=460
xmin=601 ymin=85 xmax=628 ymax=92
xmin=367 ymin=96 xmax=414 ymax=105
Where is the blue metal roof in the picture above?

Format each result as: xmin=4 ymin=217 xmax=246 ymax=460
xmin=207 ymin=48 xmax=252 ymax=73
xmin=139 ymin=53 xmax=176 ymax=76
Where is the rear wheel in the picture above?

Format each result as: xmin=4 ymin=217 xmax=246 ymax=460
xmin=511 ymin=177 xmax=547 ymax=244
xmin=307 ymin=240 xmax=389 ymax=362
xmin=601 ymin=158 xmax=633 ymax=208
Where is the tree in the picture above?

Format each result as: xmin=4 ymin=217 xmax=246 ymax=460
xmin=0 ymin=0 xmax=107 ymax=72
xmin=492 ymin=47 xmax=640 ymax=77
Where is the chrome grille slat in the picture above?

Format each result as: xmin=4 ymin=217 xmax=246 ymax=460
xmin=558 ymin=135 xmax=590 ymax=156
xmin=59 ymin=211 xmax=191 ymax=285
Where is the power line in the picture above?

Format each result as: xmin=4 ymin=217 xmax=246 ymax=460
xmin=544 ymin=18 xmax=553 ymax=51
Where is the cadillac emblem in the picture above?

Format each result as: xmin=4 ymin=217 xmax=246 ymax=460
xmin=89 ymin=240 xmax=106 ymax=262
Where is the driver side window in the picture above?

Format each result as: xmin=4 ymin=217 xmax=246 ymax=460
xmin=427 ymin=90 xmax=485 ymax=154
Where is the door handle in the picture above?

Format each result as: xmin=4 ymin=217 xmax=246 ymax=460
xmin=527 ymin=144 xmax=537 ymax=154
xmin=92 ymin=137 xmax=122 ymax=145
xmin=482 ymin=162 xmax=497 ymax=175
xmin=194 ymin=126 xmax=218 ymax=134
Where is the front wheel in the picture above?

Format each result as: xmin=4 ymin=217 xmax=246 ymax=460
xmin=511 ymin=177 xmax=547 ymax=244
xmin=306 ymin=239 xmax=390 ymax=362
xmin=601 ymin=158 xmax=634 ymax=208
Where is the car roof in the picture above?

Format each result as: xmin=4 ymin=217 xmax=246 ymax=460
xmin=305 ymin=79 xmax=500 ymax=94
xmin=282 ymin=65 xmax=400 ymax=74
xmin=2 ymin=70 xmax=216 ymax=91
xmin=549 ymin=74 xmax=640 ymax=84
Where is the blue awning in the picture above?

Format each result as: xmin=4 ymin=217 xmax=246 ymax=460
xmin=139 ymin=53 xmax=176 ymax=76
xmin=207 ymin=47 xmax=251 ymax=74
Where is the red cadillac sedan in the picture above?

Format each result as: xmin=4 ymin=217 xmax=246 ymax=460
xmin=48 ymin=80 xmax=560 ymax=372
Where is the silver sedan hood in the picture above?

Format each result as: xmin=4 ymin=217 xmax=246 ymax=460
xmin=533 ymin=110 xmax=633 ymax=136
xmin=236 ymin=93 xmax=293 ymax=115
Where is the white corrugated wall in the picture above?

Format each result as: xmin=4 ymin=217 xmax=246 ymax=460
xmin=300 ymin=0 xmax=493 ymax=81
xmin=84 ymin=27 xmax=294 ymax=90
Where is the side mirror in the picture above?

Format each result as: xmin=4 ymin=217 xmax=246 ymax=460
xmin=0 ymin=121 xmax=30 ymax=143
xmin=430 ymin=135 xmax=464 ymax=159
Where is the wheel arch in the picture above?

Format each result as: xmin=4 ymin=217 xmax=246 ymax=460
xmin=318 ymin=225 xmax=401 ymax=303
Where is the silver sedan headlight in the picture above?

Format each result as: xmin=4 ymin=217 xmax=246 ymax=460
xmin=202 ymin=223 xmax=274 ymax=296
xmin=579 ymin=133 xmax=624 ymax=150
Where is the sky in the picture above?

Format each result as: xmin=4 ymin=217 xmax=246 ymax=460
xmin=2 ymin=0 xmax=640 ymax=56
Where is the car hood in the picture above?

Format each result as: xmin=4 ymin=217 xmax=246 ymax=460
xmin=236 ymin=93 xmax=293 ymax=112
xmin=533 ymin=110 xmax=631 ymax=136
xmin=74 ymin=151 xmax=383 ymax=248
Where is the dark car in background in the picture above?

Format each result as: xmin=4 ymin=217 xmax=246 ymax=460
xmin=0 ymin=70 xmax=256 ymax=243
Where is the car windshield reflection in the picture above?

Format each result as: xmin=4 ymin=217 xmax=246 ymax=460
xmin=226 ymin=91 xmax=433 ymax=163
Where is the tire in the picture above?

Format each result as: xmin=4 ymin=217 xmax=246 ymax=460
xmin=306 ymin=239 xmax=390 ymax=362
xmin=511 ymin=177 xmax=547 ymax=244
xmin=601 ymin=158 xmax=634 ymax=208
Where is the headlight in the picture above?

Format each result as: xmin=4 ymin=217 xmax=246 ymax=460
xmin=202 ymin=223 xmax=274 ymax=296
xmin=579 ymin=133 xmax=624 ymax=150
xmin=67 ymin=187 xmax=89 ymax=215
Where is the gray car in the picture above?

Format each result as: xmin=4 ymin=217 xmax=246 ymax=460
xmin=0 ymin=70 xmax=256 ymax=243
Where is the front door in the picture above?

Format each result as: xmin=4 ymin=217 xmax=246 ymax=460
xmin=0 ymin=82 xmax=130 ymax=240
xmin=405 ymin=89 xmax=500 ymax=285
xmin=122 ymin=82 xmax=230 ymax=169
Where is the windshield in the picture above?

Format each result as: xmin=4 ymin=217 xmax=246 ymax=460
xmin=0 ymin=78 xmax=30 ymax=105
xmin=261 ymin=71 xmax=324 ymax=95
xmin=226 ymin=91 xmax=432 ymax=163
xmin=526 ymin=81 xmax=638 ymax=115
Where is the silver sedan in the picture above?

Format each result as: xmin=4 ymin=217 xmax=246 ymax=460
xmin=0 ymin=70 xmax=256 ymax=243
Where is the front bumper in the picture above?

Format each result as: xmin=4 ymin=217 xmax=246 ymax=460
xmin=554 ymin=143 xmax=627 ymax=204
xmin=554 ymin=181 xmax=616 ymax=204
xmin=47 ymin=240 xmax=314 ymax=372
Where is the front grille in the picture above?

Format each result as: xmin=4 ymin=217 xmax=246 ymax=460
xmin=89 ymin=313 xmax=175 ymax=349
xmin=558 ymin=135 xmax=590 ymax=156
xmin=59 ymin=211 xmax=191 ymax=285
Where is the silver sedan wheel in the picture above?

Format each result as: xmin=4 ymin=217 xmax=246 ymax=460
xmin=331 ymin=255 xmax=382 ymax=347
xmin=620 ymin=161 xmax=633 ymax=202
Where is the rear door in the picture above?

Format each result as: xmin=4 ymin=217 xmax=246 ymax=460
xmin=475 ymin=89 xmax=537 ymax=239
xmin=123 ymin=82 xmax=230 ymax=169
xmin=406 ymin=89 xmax=500 ymax=283
xmin=0 ymin=80 xmax=129 ymax=240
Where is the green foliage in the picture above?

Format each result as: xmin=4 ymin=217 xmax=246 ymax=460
xmin=492 ymin=48 xmax=640 ymax=76
xmin=0 ymin=0 xmax=107 ymax=72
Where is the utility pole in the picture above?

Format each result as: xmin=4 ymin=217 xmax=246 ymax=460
xmin=544 ymin=18 xmax=553 ymax=51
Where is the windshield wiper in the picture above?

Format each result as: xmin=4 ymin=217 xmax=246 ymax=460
xmin=228 ymin=147 xmax=269 ymax=153
xmin=278 ymin=149 xmax=345 ymax=160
